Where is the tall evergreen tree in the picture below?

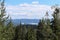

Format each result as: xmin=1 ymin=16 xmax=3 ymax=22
xmin=51 ymin=6 xmax=60 ymax=40
xmin=14 ymin=22 xmax=27 ymax=40
xmin=44 ymin=12 xmax=53 ymax=40
xmin=26 ymin=27 xmax=36 ymax=40
xmin=17 ymin=22 xmax=23 ymax=40
xmin=37 ymin=19 xmax=45 ymax=40
xmin=37 ymin=12 xmax=53 ymax=40
xmin=0 ymin=0 xmax=9 ymax=40
xmin=22 ymin=25 xmax=27 ymax=40
xmin=0 ymin=0 xmax=8 ymax=27
xmin=6 ymin=18 xmax=15 ymax=40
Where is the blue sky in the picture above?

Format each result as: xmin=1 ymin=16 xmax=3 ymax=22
xmin=5 ymin=0 xmax=60 ymax=5
xmin=5 ymin=0 xmax=60 ymax=19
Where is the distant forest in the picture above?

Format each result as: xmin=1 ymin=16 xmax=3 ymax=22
xmin=0 ymin=0 xmax=60 ymax=40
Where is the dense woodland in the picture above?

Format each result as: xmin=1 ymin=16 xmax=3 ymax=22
xmin=0 ymin=0 xmax=60 ymax=40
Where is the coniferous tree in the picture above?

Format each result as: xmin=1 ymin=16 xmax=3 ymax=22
xmin=22 ymin=26 xmax=27 ymax=40
xmin=15 ymin=22 xmax=26 ymax=40
xmin=6 ymin=18 xmax=15 ymax=40
xmin=37 ymin=19 xmax=46 ymax=40
xmin=0 ymin=0 xmax=8 ymax=27
xmin=26 ymin=27 xmax=36 ymax=40
xmin=44 ymin=19 xmax=53 ymax=40
xmin=0 ymin=0 xmax=9 ymax=40
xmin=37 ymin=12 xmax=53 ymax=40
xmin=44 ymin=12 xmax=53 ymax=40
xmin=51 ymin=6 xmax=60 ymax=40
xmin=17 ymin=22 xmax=23 ymax=40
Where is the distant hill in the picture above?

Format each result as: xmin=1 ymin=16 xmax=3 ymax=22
xmin=11 ymin=19 xmax=40 ymax=25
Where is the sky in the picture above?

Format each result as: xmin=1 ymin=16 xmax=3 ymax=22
xmin=5 ymin=0 xmax=60 ymax=5
xmin=5 ymin=0 xmax=60 ymax=19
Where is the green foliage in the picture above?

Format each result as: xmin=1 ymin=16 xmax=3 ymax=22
xmin=26 ymin=27 xmax=36 ymax=40
xmin=14 ymin=23 xmax=27 ymax=40
xmin=37 ymin=13 xmax=54 ymax=40
xmin=51 ymin=6 xmax=60 ymax=40
xmin=0 ymin=0 xmax=8 ymax=26
xmin=0 ymin=0 xmax=60 ymax=40
xmin=6 ymin=18 xmax=15 ymax=40
xmin=0 ymin=0 xmax=9 ymax=40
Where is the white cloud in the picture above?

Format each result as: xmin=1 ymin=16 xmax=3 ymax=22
xmin=32 ymin=1 xmax=39 ymax=5
xmin=6 ymin=1 xmax=53 ymax=19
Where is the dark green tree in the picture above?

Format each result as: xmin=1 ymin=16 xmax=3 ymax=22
xmin=17 ymin=22 xmax=23 ymax=40
xmin=51 ymin=6 xmax=60 ymax=40
xmin=22 ymin=25 xmax=27 ymax=40
xmin=37 ymin=19 xmax=45 ymax=40
xmin=0 ymin=0 xmax=9 ymax=40
xmin=14 ymin=22 xmax=27 ymax=40
xmin=44 ymin=12 xmax=53 ymax=40
xmin=6 ymin=18 xmax=15 ymax=40
xmin=0 ymin=0 xmax=8 ymax=27
xmin=26 ymin=27 xmax=36 ymax=40
xmin=37 ymin=12 xmax=53 ymax=40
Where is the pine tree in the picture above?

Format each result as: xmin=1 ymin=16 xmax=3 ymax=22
xmin=26 ymin=27 xmax=36 ymax=40
xmin=17 ymin=22 xmax=23 ymax=40
xmin=0 ymin=0 xmax=9 ymax=40
xmin=22 ymin=25 xmax=27 ymax=40
xmin=51 ymin=6 xmax=60 ymax=40
xmin=37 ymin=12 xmax=53 ymax=40
xmin=0 ymin=0 xmax=8 ymax=27
xmin=44 ymin=12 xmax=53 ymax=40
xmin=14 ymin=22 xmax=26 ymax=40
xmin=44 ymin=19 xmax=53 ymax=40
xmin=6 ymin=18 xmax=15 ymax=40
xmin=37 ymin=19 xmax=45 ymax=40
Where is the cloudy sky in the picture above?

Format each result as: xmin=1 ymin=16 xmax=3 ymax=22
xmin=5 ymin=0 xmax=60 ymax=19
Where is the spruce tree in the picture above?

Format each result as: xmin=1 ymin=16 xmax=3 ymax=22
xmin=6 ymin=18 xmax=15 ymax=40
xmin=17 ymin=22 xmax=23 ymax=40
xmin=22 ymin=25 xmax=27 ymax=40
xmin=26 ymin=27 xmax=36 ymax=40
xmin=0 ymin=0 xmax=8 ymax=27
xmin=37 ymin=19 xmax=45 ymax=40
xmin=44 ymin=12 xmax=53 ymax=40
xmin=51 ymin=6 xmax=60 ymax=40
xmin=37 ymin=12 xmax=53 ymax=40
xmin=15 ymin=22 xmax=26 ymax=40
xmin=0 ymin=0 xmax=9 ymax=40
